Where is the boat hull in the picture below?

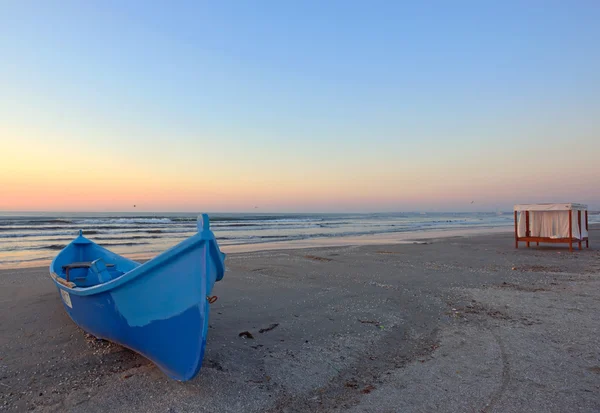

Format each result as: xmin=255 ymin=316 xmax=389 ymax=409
xmin=58 ymin=289 xmax=210 ymax=380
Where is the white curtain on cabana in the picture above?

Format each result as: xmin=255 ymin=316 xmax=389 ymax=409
xmin=517 ymin=210 xmax=587 ymax=239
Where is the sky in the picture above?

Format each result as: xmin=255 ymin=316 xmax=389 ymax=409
xmin=1 ymin=1 xmax=599 ymax=212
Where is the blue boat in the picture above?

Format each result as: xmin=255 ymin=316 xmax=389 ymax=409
xmin=49 ymin=214 xmax=225 ymax=381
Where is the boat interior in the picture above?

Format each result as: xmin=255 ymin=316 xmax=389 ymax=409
xmin=53 ymin=237 xmax=140 ymax=288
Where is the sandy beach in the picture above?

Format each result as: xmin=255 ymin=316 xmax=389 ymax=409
xmin=1 ymin=228 xmax=599 ymax=412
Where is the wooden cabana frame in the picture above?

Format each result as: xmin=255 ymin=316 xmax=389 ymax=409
xmin=514 ymin=203 xmax=589 ymax=252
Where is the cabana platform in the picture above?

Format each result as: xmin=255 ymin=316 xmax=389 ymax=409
xmin=514 ymin=203 xmax=589 ymax=252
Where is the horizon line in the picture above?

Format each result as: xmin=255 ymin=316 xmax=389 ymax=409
xmin=0 ymin=209 xmax=525 ymax=214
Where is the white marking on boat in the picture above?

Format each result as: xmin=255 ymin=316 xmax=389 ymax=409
xmin=60 ymin=289 xmax=72 ymax=308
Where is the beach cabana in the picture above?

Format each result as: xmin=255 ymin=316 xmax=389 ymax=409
xmin=514 ymin=203 xmax=589 ymax=251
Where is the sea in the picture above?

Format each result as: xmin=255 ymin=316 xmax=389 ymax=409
xmin=1 ymin=211 xmax=598 ymax=268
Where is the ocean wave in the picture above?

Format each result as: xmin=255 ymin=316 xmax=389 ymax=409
xmin=208 ymin=215 xmax=320 ymax=223
xmin=23 ymin=234 xmax=167 ymax=243
xmin=0 ymin=219 xmax=72 ymax=226
xmin=92 ymin=235 xmax=165 ymax=241
xmin=0 ymin=243 xmax=66 ymax=252
xmin=0 ymin=255 xmax=53 ymax=264
xmin=0 ymin=228 xmax=198 ymax=239
xmin=0 ymin=223 xmax=195 ymax=232
xmin=211 ymin=223 xmax=263 ymax=227
xmin=99 ymin=242 xmax=151 ymax=247
xmin=77 ymin=218 xmax=173 ymax=225
xmin=0 ymin=241 xmax=153 ymax=252
xmin=0 ymin=231 xmax=95 ymax=239
xmin=0 ymin=225 xmax=74 ymax=232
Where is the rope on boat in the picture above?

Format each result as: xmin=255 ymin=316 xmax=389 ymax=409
xmin=207 ymin=296 xmax=218 ymax=304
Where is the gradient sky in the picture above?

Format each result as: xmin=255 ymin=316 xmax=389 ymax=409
xmin=1 ymin=1 xmax=599 ymax=212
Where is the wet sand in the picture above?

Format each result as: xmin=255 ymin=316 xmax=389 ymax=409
xmin=1 ymin=228 xmax=599 ymax=412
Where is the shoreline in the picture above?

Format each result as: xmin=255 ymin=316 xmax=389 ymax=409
xmin=1 ymin=225 xmax=514 ymax=270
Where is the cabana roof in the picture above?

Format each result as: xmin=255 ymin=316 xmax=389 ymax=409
xmin=514 ymin=203 xmax=587 ymax=212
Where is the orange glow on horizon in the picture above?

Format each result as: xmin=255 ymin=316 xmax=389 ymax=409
xmin=2 ymin=120 xmax=599 ymax=212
